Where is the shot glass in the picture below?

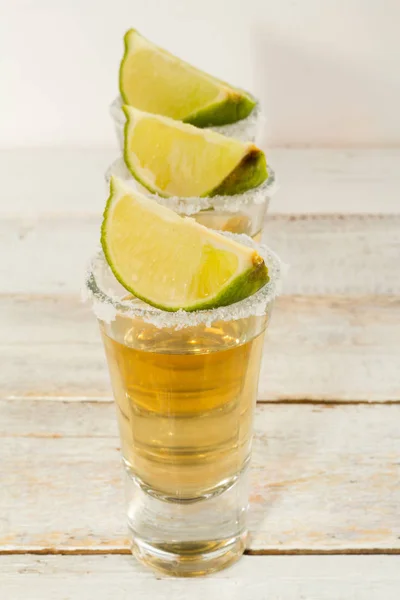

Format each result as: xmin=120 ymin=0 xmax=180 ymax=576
xmin=110 ymin=95 xmax=265 ymax=150
xmin=84 ymin=235 xmax=280 ymax=577
xmin=106 ymin=159 xmax=277 ymax=242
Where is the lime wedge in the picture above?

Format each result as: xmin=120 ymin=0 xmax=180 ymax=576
xmin=119 ymin=29 xmax=256 ymax=127
xmin=123 ymin=106 xmax=267 ymax=198
xmin=101 ymin=177 xmax=269 ymax=312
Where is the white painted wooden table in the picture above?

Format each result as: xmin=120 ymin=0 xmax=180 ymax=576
xmin=1 ymin=149 xmax=399 ymax=599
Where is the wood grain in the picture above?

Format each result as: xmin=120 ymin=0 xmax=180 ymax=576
xmin=1 ymin=555 xmax=400 ymax=599
xmin=2 ymin=295 xmax=398 ymax=402
xmin=263 ymin=214 xmax=400 ymax=295
xmin=268 ymin=148 xmax=400 ymax=215
xmin=2 ymin=148 xmax=399 ymax=586
xmin=1 ymin=401 xmax=399 ymax=553
xmin=1 ymin=214 xmax=399 ymax=295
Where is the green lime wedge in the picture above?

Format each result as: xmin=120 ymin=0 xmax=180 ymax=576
xmin=123 ymin=106 xmax=267 ymax=198
xmin=119 ymin=29 xmax=256 ymax=127
xmin=101 ymin=177 xmax=269 ymax=312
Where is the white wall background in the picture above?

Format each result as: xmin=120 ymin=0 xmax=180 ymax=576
xmin=1 ymin=0 xmax=399 ymax=148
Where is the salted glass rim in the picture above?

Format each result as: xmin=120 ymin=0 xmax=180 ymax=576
xmin=83 ymin=233 xmax=281 ymax=328
xmin=105 ymin=158 xmax=276 ymax=215
xmin=109 ymin=93 xmax=262 ymax=128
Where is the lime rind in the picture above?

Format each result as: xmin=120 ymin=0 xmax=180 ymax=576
xmin=183 ymin=89 xmax=256 ymax=127
xmin=211 ymin=150 xmax=268 ymax=196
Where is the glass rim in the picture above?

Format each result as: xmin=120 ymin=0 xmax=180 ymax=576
xmin=83 ymin=233 xmax=281 ymax=329
xmin=109 ymin=93 xmax=262 ymax=129
xmin=105 ymin=158 xmax=276 ymax=216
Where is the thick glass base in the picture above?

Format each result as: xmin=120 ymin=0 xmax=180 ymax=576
xmin=125 ymin=466 xmax=250 ymax=577
xmin=131 ymin=533 xmax=246 ymax=577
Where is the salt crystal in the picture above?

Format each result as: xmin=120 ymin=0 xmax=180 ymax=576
xmin=110 ymin=94 xmax=265 ymax=146
xmin=83 ymin=233 xmax=282 ymax=329
xmin=105 ymin=157 xmax=277 ymax=217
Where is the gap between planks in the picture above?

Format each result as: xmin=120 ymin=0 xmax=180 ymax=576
xmin=1 ymin=548 xmax=400 ymax=557
xmin=2 ymin=402 xmax=399 ymax=553
xmin=4 ymin=397 xmax=400 ymax=405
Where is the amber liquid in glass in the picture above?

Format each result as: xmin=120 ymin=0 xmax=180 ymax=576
xmin=101 ymin=319 xmax=265 ymax=500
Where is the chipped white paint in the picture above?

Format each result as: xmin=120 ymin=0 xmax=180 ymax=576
xmin=1 ymin=555 xmax=400 ymax=600
xmin=1 ymin=401 xmax=399 ymax=552
xmin=1 ymin=295 xmax=398 ymax=402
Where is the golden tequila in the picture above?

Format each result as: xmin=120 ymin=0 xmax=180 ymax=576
xmin=101 ymin=317 xmax=266 ymax=500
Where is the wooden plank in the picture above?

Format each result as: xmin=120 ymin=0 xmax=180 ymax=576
xmin=1 ymin=401 xmax=399 ymax=552
xmin=1 ymin=555 xmax=400 ymax=599
xmin=0 ymin=148 xmax=116 ymax=217
xmin=268 ymin=148 xmax=400 ymax=215
xmin=1 ymin=148 xmax=399 ymax=216
xmin=2 ymin=295 xmax=399 ymax=402
xmin=1 ymin=214 xmax=399 ymax=295
xmin=0 ymin=295 xmax=109 ymax=399
xmin=263 ymin=214 xmax=400 ymax=295
xmin=0 ymin=216 xmax=100 ymax=296
xmin=264 ymin=295 xmax=400 ymax=402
